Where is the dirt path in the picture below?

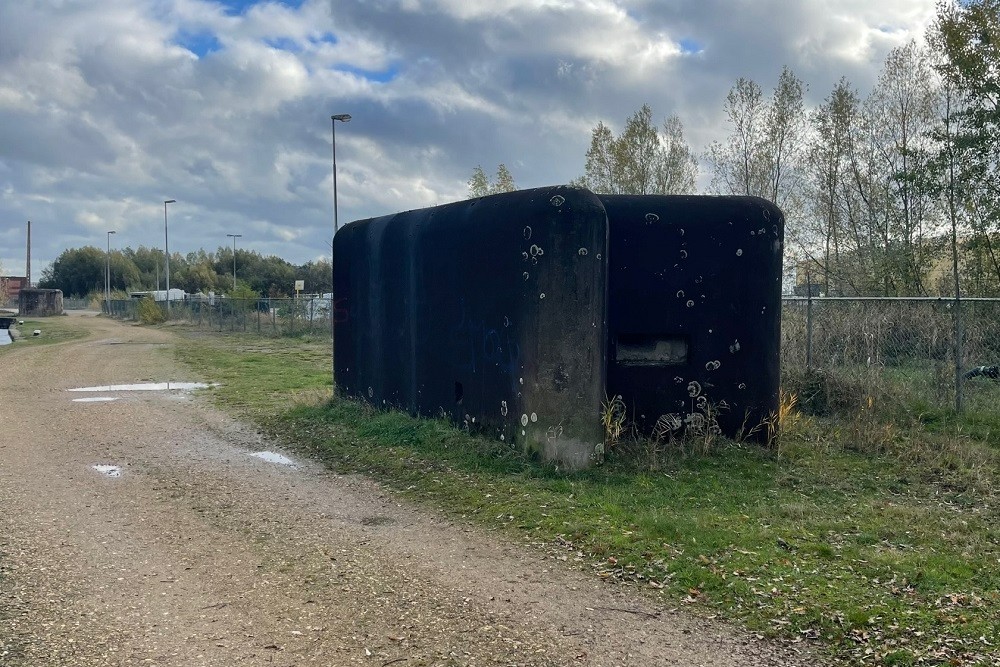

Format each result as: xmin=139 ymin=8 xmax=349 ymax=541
xmin=0 ymin=315 xmax=815 ymax=666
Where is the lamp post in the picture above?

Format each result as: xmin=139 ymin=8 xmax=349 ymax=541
xmin=106 ymin=230 xmax=116 ymax=312
xmin=330 ymin=114 xmax=351 ymax=383
xmin=227 ymin=233 xmax=242 ymax=292
xmin=331 ymin=114 xmax=351 ymax=239
xmin=163 ymin=199 xmax=176 ymax=313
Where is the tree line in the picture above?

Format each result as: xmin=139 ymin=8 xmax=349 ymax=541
xmin=469 ymin=103 xmax=698 ymax=199
xmin=472 ymin=0 xmax=1000 ymax=297
xmin=39 ymin=245 xmax=332 ymax=299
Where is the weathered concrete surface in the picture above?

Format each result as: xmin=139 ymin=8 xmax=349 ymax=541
xmin=18 ymin=288 xmax=63 ymax=316
xmin=0 ymin=314 xmax=816 ymax=666
xmin=335 ymin=186 xmax=608 ymax=471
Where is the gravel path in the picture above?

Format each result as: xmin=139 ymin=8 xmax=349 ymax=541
xmin=0 ymin=314 xmax=816 ymax=666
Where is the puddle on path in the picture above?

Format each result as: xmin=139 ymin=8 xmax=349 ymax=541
xmin=0 ymin=331 xmax=11 ymax=346
xmin=68 ymin=382 xmax=216 ymax=392
xmin=92 ymin=465 xmax=122 ymax=477
xmin=250 ymin=451 xmax=295 ymax=466
xmin=73 ymin=397 xmax=120 ymax=403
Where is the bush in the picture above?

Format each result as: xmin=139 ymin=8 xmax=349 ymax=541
xmin=136 ymin=297 xmax=165 ymax=325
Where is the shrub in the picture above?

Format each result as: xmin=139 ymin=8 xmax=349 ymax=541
xmin=136 ymin=297 xmax=165 ymax=325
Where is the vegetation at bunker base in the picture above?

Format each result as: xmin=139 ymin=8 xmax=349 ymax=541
xmin=171 ymin=326 xmax=1000 ymax=667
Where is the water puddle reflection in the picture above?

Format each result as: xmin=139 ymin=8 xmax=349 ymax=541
xmin=92 ymin=465 xmax=122 ymax=477
xmin=250 ymin=451 xmax=295 ymax=466
xmin=68 ymin=382 xmax=215 ymax=392
xmin=73 ymin=397 xmax=120 ymax=403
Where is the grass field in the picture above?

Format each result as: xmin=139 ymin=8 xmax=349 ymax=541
xmin=0 ymin=316 xmax=91 ymax=349
xmin=165 ymin=327 xmax=1000 ymax=666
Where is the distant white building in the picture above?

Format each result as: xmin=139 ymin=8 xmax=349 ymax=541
xmin=304 ymin=293 xmax=333 ymax=321
xmin=129 ymin=288 xmax=187 ymax=302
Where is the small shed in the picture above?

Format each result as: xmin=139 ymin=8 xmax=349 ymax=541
xmin=19 ymin=288 xmax=64 ymax=316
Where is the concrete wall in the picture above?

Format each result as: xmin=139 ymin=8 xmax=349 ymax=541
xmin=334 ymin=186 xmax=609 ymax=470
xmin=602 ymin=195 xmax=784 ymax=440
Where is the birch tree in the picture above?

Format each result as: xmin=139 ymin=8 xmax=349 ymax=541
xmin=804 ymin=78 xmax=859 ymax=295
xmin=468 ymin=164 xmax=517 ymax=197
xmin=706 ymin=66 xmax=808 ymax=212
xmin=929 ymin=0 xmax=1000 ymax=294
xmin=577 ymin=104 xmax=698 ymax=195
xmin=864 ymin=41 xmax=942 ymax=294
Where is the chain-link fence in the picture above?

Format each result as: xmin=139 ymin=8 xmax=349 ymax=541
xmin=104 ymin=296 xmax=334 ymax=337
xmin=63 ymin=298 xmax=92 ymax=310
xmin=105 ymin=294 xmax=1000 ymax=416
xmin=782 ymin=296 xmax=1000 ymax=416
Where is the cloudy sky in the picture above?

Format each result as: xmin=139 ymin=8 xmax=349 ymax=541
xmin=0 ymin=0 xmax=938 ymax=279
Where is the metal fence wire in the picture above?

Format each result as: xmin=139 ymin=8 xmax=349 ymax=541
xmin=782 ymin=296 xmax=1000 ymax=416
xmin=105 ymin=295 xmax=1000 ymax=416
xmin=104 ymin=296 xmax=334 ymax=337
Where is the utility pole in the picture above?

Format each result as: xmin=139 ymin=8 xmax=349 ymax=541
xmin=226 ymin=233 xmax=242 ymax=292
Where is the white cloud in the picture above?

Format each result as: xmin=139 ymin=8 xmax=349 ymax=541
xmin=75 ymin=211 xmax=105 ymax=230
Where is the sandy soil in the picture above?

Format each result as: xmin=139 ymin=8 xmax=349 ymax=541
xmin=0 ymin=314 xmax=818 ymax=666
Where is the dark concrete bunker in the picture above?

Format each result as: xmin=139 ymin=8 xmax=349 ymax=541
xmin=333 ymin=186 xmax=783 ymax=470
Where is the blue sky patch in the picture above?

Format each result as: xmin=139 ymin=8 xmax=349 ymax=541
xmin=266 ymin=36 xmax=302 ymax=53
xmin=679 ymin=38 xmax=703 ymax=55
xmin=310 ymin=32 xmax=338 ymax=46
xmin=177 ymin=30 xmax=223 ymax=57
xmin=215 ymin=0 xmax=305 ymax=16
xmin=266 ymin=31 xmax=337 ymax=54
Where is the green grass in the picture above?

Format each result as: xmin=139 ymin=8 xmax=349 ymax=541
xmin=0 ymin=317 xmax=91 ymax=351
xmin=174 ymin=328 xmax=1000 ymax=666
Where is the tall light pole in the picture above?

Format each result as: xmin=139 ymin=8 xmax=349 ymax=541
xmin=106 ymin=230 xmax=116 ymax=312
xmin=331 ymin=114 xmax=351 ymax=239
xmin=163 ymin=199 xmax=176 ymax=313
xmin=330 ymin=114 xmax=350 ymax=383
xmin=227 ymin=233 xmax=242 ymax=292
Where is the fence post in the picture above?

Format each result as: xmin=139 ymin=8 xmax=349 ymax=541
xmin=954 ymin=297 xmax=964 ymax=413
xmin=806 ymin=271 xmax=813 ymax=371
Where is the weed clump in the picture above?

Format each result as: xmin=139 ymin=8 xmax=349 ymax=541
xmin=783 ymin=367 xmax=872 ymax=416
xmin=136 ymin=297 xmax=165 ymax=325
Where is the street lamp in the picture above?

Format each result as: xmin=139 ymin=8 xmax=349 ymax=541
xmin=106 ymin=230 xmax=116 ymax=312
xmin=227 ymin=233 xmax=242 ymax=292
xmin=331 ymin=114 xmax=351 ymax=238
xmin=163 ymin=199 xmax=176 ymax=313
xmin=330 ymin=114 xmax=351 ymax=383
